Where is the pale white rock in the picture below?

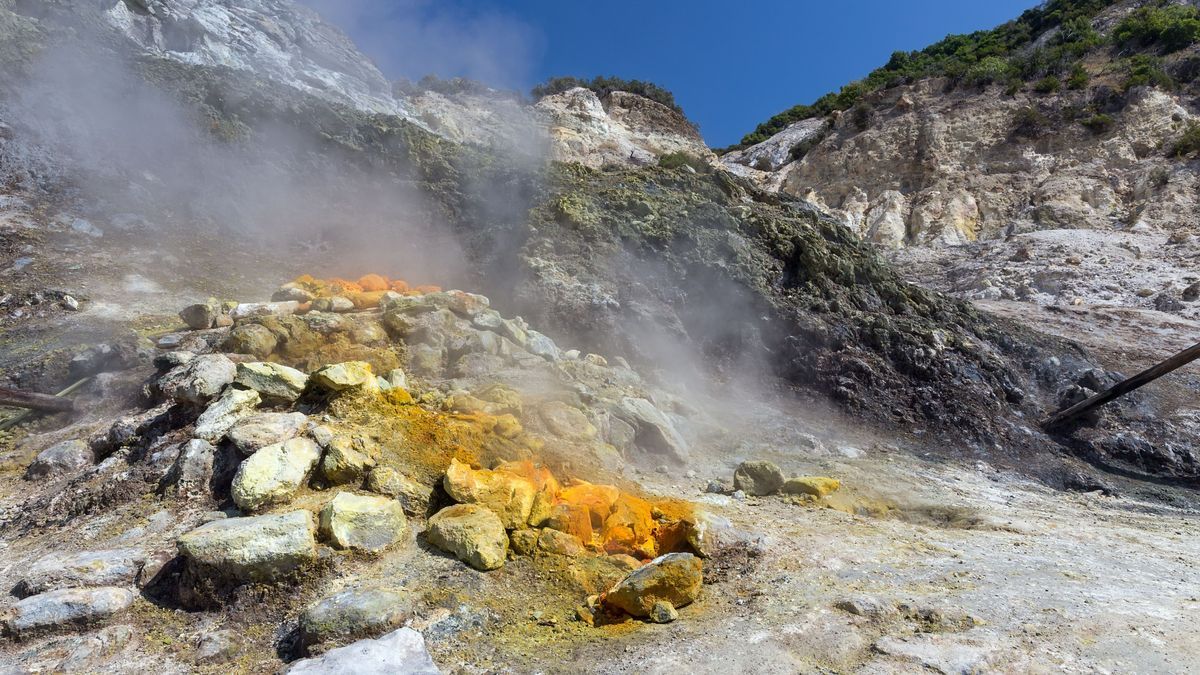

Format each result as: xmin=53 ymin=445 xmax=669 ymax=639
xmin=5 ymin=587 xmax=136 ymax=636
xmin=193 ymin=387 xmax=261 ymax=442
xmin=229 ymin=301 xmax=299 ymax=321
xmin=285 ymin=627 xmax=440 ymax=674
xmin=230 ymin=437 xmax=321 ymax=511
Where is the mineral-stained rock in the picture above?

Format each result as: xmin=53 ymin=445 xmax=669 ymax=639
xmin=4 ymin=587 xmax=136 ymax=636
xmin=311 ymin=361 xmax=377 ymax=392
xmin=193 ymin=387 xmax=261 ymax=442
xmin=159 ymin=354 xmax=237 ymax=405
xmin=733 ymin=460 xmax=785 ymax=496
xmin=222 ymin=323 xmax=278 ymax=358
xmin=648 ymin=600 xmax=679 ymax=624
xmin=16 ymin=550 xmax=146 ymax=597
xmin=26 ymin=439 xmax=93 ymax=479
xmin=509 ymin=529 xmax=539 ymax=556
xmin=321 ymin=433 xmax=379 ymax=486
xmin=537 ymin=528 xmax=585 ymax=557
xmin=299 ymin=587 xmax=411 ymax=654
xmin=177 ymin=510 xmax=317 ymax=582
xmin=233 ymin=362 xmax=308 ymax=403
xmin=319 ymin=492 xmax=407 ymax=552
xmin=603 ymin=552 xmax=703 ymax=618
xmin=179 ymin=301 xmax=219 ymax=330
xmin=366 ymin=467 xmax=432 ymax=515
xmin=426 ymin=504 xmax=508 ymax=571
xmin=781 ymin=476 xmax=841 ymax=497
xmin=229 ymin=301 xmax=299 ymax=321
xmin=616 ymin=397 xmax=688 ymax=462
xmin=558 ymin=482 xmax=620 ymax=520
xmin=442 ymin=458 xmax=536 ymax=529
xmin=231 ymin=437 xmax=321 ymax=511
xmin=285 ymin=627 xmax=440 ymax=674
xmin=227 ymin=412 xmax=308 ymax=456
xmin=165 ymin=439 xmax=216 ymax=494
xmin=195 ymin=629 xmax=241 ymax=664
xmin=545 ymin=503 xmax=594 ymax=541
xmin=539 ymin=401 xmax=597 ymax=441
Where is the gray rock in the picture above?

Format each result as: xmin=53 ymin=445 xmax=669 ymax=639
xmin=159 ymin=354 xmax=237 ymax=405
xmin=320 ymin=433 xmax=378 ymax=486
xmin=366 ymin=467 xmax=431 ymax=515
xmin=229 ymin=301 xmax=300 ymax=321
xmin=285 ymin=627 xmax=440 ymax=674
xmin=58 ymin=624 xmax=135 ymax=671
xmin=5 ymin=587 xmax=136 ymax=636
xmin=16 ymin=549 xmax=146 ymax=597
xmin=319 ymin=492 xmax=407 ymax=552
xmin=179 ymin=301 xmax=219 ymax=330
xmin=233 ymin=362 xmax=308 ymax=403
xmin=227 ymin=412 xmax=308 ymax=456
xmin=231 ymin=437 xmax=321 ymax=511
xmin=311 ymin=361 xmax=378 ymax=392
xmin=426 ymin=504 xmax=508 ymax=571
xmin=193 ymin=387 xmax=261 ymax=442
xmin=26 ymin=439 xmax=93 ymax=479
xmin=177 ymin=510 xmax=317 ymax=582
xmin=617 ymin=397 xmax=688 ymax=462
xmin=525 ymin=330 xmax=560 ymax=361
xmin=166 ymin=439 xmax=216 ymax=494
xmin=299 ymin=587 xmax=411 ymax=654
xmin=222 ymin=323 xmax=278 ymax=358
xmin=195 ymin=628 xmax=241 ymax=664
xmin=733 ymin=460 xmax=785 ymax=496
xmin=835 ymin=596 xmax=895 ymax=618
xmin=648 ymin=600 xmax=679 ymax=624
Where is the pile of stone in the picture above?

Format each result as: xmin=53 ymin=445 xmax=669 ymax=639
xmin=731 ymin=460 xmax=841 ymax=498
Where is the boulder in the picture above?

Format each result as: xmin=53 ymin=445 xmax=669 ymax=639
xmin=227 ymin=412 xmax=309 ymax=456
xmin=26 ymin=439 xmax=93 ymax=479
xmin=233 ymin=362 xmax=308 ymax=403
xmin=229 ymin=301 xmax=299 ymax=321
xmin=311 ymin=361 xmax=377 ymax=392
xmin=602 ymin=552 xmax=703 ymax=618
xmin=509 ymin=529 xmax=539 ymax=556
xmin=426 ymin=504 xmax=508 ymax=571
xmin=616 ymin=397 xmax=688 ymax=462
xmin=222 ymin=323 xmax=278 ymax=358
xmin=366 ymin=467 xmax=432 ymax=515
xmin=179 ymin=300 xmax=220 ymax=330
xmin=4 ymin=587 xmax=136 ymax=636
xmin=321 ymin=434 xmax=379 ymax=486
xmin=231 ymin=437 xmax=321 ymax=511
xmin=195 ymin=629 xmax=242 ymax=664
xmin=16 ymin=550 xmax=146 ymax=597
xmin=285 ymin=627 xmax=440 ymax=674
xmin=299 ymin=587 xmax=411 ymax=653
xmin=177 ymin=510 xmax=317 ymax=582
xmin=781 ymin=476 xmax=841 ymax=497
xmin=165 ymin=438 xmax=216 ymax=494
xmin=442 ymin=458 xmax=536 ymax=529
xmin=538 ymin=401 xmax=597 ymax=441
xmin=319 ymin=492 xmax=407 ymax=552
xmin=537 ymin=528 xmax=586 ymax=557
xmin=193 ymin=387 xmax=261 ymax=442
xmin=733 ymin=460 xmax=785 ymax=496
xmin=159 ymin=354 xmax=237 ymax=405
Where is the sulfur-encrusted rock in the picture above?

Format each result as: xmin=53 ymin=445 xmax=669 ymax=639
xmin=603 ymin=552 xmax=703 ymax=618
xmin=285 ymin=627 xmax=440 ymax=674
xmin=233 ymin=362 xmax=308 ymax=403
xmin=442 ymin=458 xmax=536 ymax=529
xmin=311 ymin=361 xmax=377 ymax=392
xmin=227 ymin=412 xmax=308 ymax=456
xmin=781 ymin=476 xmax=841 ymax=497
xmin=648 ymin=600 xmax=679 ymax=624
xmin=733 ymin=460 xmax=785 ymax=496
xmin=509 ymin=529 xmax=539 ymax=556
xmin=230 ymin=437 xmax=321 ymax=511
xmin=222 ymin=323 xmax=278 ymax=358
xmin=537 ymin=528 xmax=586 ymax=557
xmin=194 ymin=387 xmax=261 ymax=442
xmin=159 ymin=354 xmax=237 ymax=405
xmin=299 ymin=587 xmax=411 ymax=654
xmin=366 ymin=467 xmax=432 ymax=515
xmin=321 ymin=433 xmax=379 ymax=486
xmin=177 ymin=510 xmax=317 ymax=582
xmin=426 ymin=504 xmax=508 ymax=571
xmin=4 ymin=587 xmax=136 ymax=636
xmin=229 ymin=301 xmax=299 ymax=321
xmin=538 ymin=401 xmax=597 ymax=441
xmin=26 ymin=439 xmax=93 ymax=479
xmin=16 ymin=550 xmax=146 ymax=597
xmin=319 ymin=492 xmax=407 ymax=552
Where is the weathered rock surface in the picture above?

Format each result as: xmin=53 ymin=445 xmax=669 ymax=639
xmin=230 ymin=437 xmax=321 ymax=511
xmin=26 ymin=439 xmax=92 ymax=479
xmin=299 ymin=587 xmax=411 ymax=654
xmin=426 ymin=504 xmax=508 ymax=571
xmin=193 ymin=387 xmax=261 ymax=442
xmin=782 ymin=476 xmax=841 ymax=497
xmin=442 ymin=458 xmax=535 ymax=529
xmin=733 ymin=460 xmax=785 ymax=496
xmin=177 ymin=510 xmax=317 ymax=582
xmin=366 ymin=467 xmax=432 ymax=515
xmin=227 ymin=412 xmax=309 ymax=456
xmin=319 ymin=492 xmax=407 ymax=552
xmin=159 ymin=354 xmax=236 ymax=405
xmin=311 ymin=361 xmax=377 ymax=392
xmin=320 ymin=433 xmax=379 ymax=486
xmin=16 ymin=550 xmax=146 ymax=597
xmin=4 ymin=587 xmax=136 ymax=636
xmin=165 ymin=438 xmax=216 ymax=494
xmin=285 ymin=627 xmax=440 ymax=674
xmin=603 ymin=552 xmax=703 ymax=618
xmin=233 ymin=362 xmax=308 ymax=403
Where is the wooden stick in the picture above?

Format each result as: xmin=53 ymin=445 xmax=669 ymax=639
xmin=1043 ymin=340 xmax=1200 ymax=429
xmin=0 ymin=377 xmax=92 ymax=431
xmin=0 ymin=386 xmax=76 ymax=412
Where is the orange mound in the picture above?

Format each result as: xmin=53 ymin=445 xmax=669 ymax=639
xmin=286 ymin=274 xmax=443 ymax=309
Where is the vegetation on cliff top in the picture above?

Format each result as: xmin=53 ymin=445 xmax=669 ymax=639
xmin=730 ymin=0 xmax=1200 ymax=150
xmin=531 ymin=75 xmax=686 ymax=117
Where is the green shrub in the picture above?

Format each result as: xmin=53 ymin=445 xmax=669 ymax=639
xmin=1080 ymin=113 xmax=1115 ymax=133
xmin=1123 ymin=54 xmax=1176 ymax=91
xmin=1034 ymin=75 xmax=1062 ymax=93
xmin=965 ymin=56 xmax=1018 ymax=86
xmin=657 ymin=151 xmax=708 ymax=172
xmin=1114 ymin=4 xmax=1200 ymax=53
xmin=1170 ymin=122 xmax=1200 ymax=157
xmin=1012 ymin=106 xmax=1049 ymax=138
xmin=1066 ymin=63 xmax=1089 ymax=89
xmin=532 ymin=76 xmax=685 ymax=116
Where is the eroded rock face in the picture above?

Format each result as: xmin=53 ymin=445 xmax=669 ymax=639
xmin=26 ymin=439 xmax=93 ymax=479
xmin=159 ymin=354 xmax=236 ymax=405
xmin=319 ymin=492 xmax=407 ymax=552
xmin=193 ymin=387 xmax=261 ymax=442
xmin=426 ymin=504 xmax=508 ymax=571
xmin=177 ymin=510 xmax=317 ymax=583
xmin=299 ymin=587 xmax=410 ymax=654
xmin=442 ymin=458 xmax=535 ymax=530
xmin=4 ymin=587 xmax=136 ymax=636
xmin=15 ymin=550 xmax=146 ymax=597
xmin=227 ymin=412 xmax=309 ymax=456
xmin=233 ymin=362 xmax=308 ymax=403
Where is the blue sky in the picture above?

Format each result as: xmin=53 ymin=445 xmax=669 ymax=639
xmin=310 ymin=0 xmax=1040 ymax=147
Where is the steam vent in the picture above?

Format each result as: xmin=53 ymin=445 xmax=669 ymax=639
xmin=3 ymin=1 xmax=1200 ymax=672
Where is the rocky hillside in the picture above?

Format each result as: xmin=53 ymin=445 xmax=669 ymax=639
xmin=724 ymin=0 xmax=1200 ymax=249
